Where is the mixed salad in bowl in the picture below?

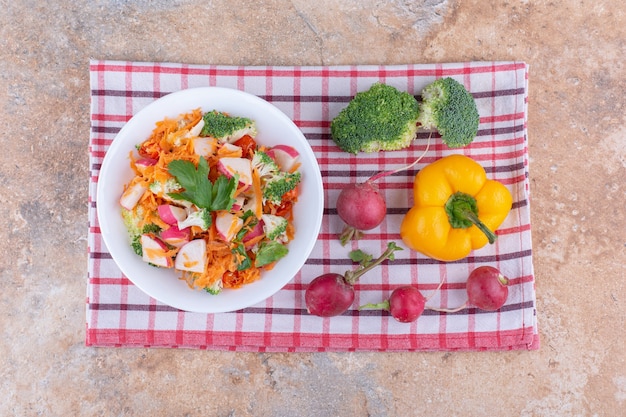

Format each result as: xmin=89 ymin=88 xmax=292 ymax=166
xmin=97 ymin=87 xmax=323 ymax=313
xmin=119 ymin=108 xmax=304 ymax=295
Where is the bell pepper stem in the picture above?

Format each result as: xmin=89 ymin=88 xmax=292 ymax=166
xmin=459 ymin=208 xmax=498 ymax=244
xmin=445 ymin=192 xmax=498 ymax=244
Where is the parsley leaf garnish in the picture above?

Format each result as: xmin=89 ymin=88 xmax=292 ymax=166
xmin=167 ymin=156 xmax=237 ymax=211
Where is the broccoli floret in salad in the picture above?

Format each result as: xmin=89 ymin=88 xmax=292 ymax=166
xmin=201 ymin=110 xmax=257 ymax=144
xmin=122 ymin=208 xmax=162 ymax=256
xmin=148 ymin=178 xmax=182 ymax=196
xmin=417 ymin=77 xmax=480 ymax=148
xmin=204 ymin=279 xmax=223 ymax=295
xmin=251 ymin=150 xmax=301 ymax=205
xmin=177 ymin=208 xmax=212 ymax=231
xmin=261 ymin=214 xmax=288 ymax=241
xmin=264 ymin=174 xmax=300 ymax=205
xmin=251 ymin=150 xmax=280 ymax=177
xmin=122 ymin=208 xmax=143 ymax=237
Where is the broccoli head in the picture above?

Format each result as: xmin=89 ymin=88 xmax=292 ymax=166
xmin=177 ymin=208 xmax=212 ymax=231
xmin=417 ymin=77 xmax=480 ymax=148
xmin=201 ymin=110 xmax=257 ymax=143
xmin=148 ymin=178 xmax=182 ymax=196
xmin=264 ymin=172 xmax=301 ymax=205
xmin=330 ymin=83 xmax=420 ymax=154
xmin=261 ymin=214 xmax=288 ymax=241
xmin=251 ymin=150 xmax=301 ymax=204
xmin=251 ymin=150 xmax=280 ymax=178
xmin=122 ymin=208 xmax=162 ymax=256
xmin=204 ymin=279 xmax=223 ymax=295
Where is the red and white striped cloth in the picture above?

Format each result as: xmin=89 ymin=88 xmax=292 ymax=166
xmin=87 ymin=60 xmax=539 ymax=351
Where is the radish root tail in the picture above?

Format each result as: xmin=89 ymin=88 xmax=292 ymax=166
xmin=367 ymin=131 xmax=432 ymax=183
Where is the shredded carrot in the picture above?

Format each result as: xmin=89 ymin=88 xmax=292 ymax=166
xmin=243 ymin=233 xmax=266 ymax=250
xmin=250 ymin=168 xmax=263 ymax=219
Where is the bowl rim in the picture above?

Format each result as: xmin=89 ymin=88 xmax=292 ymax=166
xmin=96 ymin=86 xmax=324 ymax=313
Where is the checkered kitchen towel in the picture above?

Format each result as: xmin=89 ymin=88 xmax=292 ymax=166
xmin=87 ymin=60 xmax=539 ymax=351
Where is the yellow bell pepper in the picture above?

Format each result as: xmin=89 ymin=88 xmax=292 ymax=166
xmin=400 ymin=154 xmax=512 ymax=262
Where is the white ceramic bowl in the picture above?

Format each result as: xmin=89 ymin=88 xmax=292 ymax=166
xmin=97 ymin=87 xmax=324 ymax=313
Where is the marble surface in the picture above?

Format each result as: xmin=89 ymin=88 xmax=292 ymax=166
xmin=1 ymin=0 xmax=624 ymax=415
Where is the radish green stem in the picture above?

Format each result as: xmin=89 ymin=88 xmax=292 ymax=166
xmin=498 ymin=274 xmax=510 ymax=286
xmin=339 ymin=225 xmax=363 ymax=246
xmin=343 ymin=242 xmax=402 ymax=285
xmin=359 ymin=300 xmax=390 ymax=311
xmin=367 ymin=132 xmax=432 ymax=183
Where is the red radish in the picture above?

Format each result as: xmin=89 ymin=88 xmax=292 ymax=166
xmin=215 ymin=211 xmax=243 ymax=242
xmin=157 ymin=204 xmax=187 ymax=225
xmin=335 ymin=134 xmax=432 ymax=245
xmin=305 ymin=242 xmax=402 ymax=317
xmin=336 ymin=181 xmax=387 ymax=245
xmin=360 ymin=285 xmax=426 ymax=323
xmin=385 ymin=286 xmax=426 ymax=322
xmin=175 ymin=239 xmax=207 ymax=273
xmin=427 ymin=266 xmax=510 ymax=313
xmin=217 ymin=157 xmax=253 ymax=190
xmin=134 ymin=158 xmax=157 ymax=174
xmin=140 ymin=234 xmax=173 ymax=268
xmin=267 ymin=145 xmax=300 ymax=172
xmin=160 ymin=225 xmax=191 ymax=247
xmin=120 ymin=181 xmax=147 ymax=210
xmin=305 ymin=274 xmax=356 ymax=317
xmin=389 ymin=285 xmax=426 ymax=323
xmin=466 ymin=266 xmax=509 ymax=311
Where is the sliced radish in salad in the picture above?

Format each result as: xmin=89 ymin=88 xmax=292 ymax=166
xmin=217 ymin=157 xmax=253 ymax=190
xmin=134 ymin=158 xmax=157 ymax=174
xmin=120 ymin=182 xmax=147 ymax=210
xmin=192 ymin=136 xmax=218 ymax=157
xmin=186 ymin=118 xmax=205 ymax=138
xmin=267 ymin=145 xmax=300 ymax=172
xmin=232 ymin=195 xmax=246 ymax=212
xmin=215 ymin=211 xmax=244 ymax=242
xmin=160 ymin=225 xmax=192 ymax=247
xmin=218 ymin=142 xmax=243 ymax=157
xmin=140 ymin=234 xmax=173 ymax=268
xmin=157 ymin=204 xmax=188 ymax=225
xmin=174 ymin=239 xmax=207 ymax=273
xmin=243 ymin=220 xmax=264 ymax=243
